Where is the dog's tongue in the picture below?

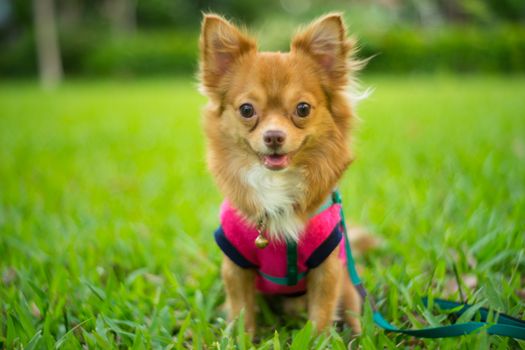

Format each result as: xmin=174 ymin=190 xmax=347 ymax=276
xmin=263 ymin=154 xmax=289 ymax=170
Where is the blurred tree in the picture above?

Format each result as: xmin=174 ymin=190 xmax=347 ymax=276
xmin=33 ymin=0 xmax=62 ymax=88
xmin=103 ymin=0 xmax=136 ymax=35
xmin=60 ymin=0 xmax=82 ymax=27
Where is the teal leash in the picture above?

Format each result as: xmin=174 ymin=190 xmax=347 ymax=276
xmin=333 ymin=191 xmax=525 ymax=340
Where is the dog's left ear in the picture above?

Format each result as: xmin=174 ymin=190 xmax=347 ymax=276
xmin=291 ymin=13 xmax=353 ymax=88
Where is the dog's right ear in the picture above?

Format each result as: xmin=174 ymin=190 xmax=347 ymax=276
xmin=199 ymin=14 xmax=256 ymax=95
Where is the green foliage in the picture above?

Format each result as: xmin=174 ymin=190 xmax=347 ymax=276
xmin=360 ymin=26 xmax=525 ymax=73
xmin=0 ymin=76 xmax=524 ymax=348
xmin=2 ymin=25 xmax=525 ymax=77
xmin=3 ymin=0 xmax=525 ymax=78
xmin=82 ymin=31 xmax=198 ymax=76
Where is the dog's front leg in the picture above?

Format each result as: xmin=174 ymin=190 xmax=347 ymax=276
xmin=306 ymin=248 xmax=343 ymax=332
xmin=221 ymin=256 xmax=256 ymax=334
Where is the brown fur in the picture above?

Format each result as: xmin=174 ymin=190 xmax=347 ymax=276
xmin=199 ymin=13 xmax=362 ymax=333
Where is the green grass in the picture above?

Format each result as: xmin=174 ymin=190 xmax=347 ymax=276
xmin=0 ymin=75 xmax=524 ymax=349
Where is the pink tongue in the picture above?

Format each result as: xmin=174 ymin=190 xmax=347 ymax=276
xmin=263 ymin=154 xmax=289 ymax=169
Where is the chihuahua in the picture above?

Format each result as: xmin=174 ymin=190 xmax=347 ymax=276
xmin=199 ymin=13 xmax=362 ymax=334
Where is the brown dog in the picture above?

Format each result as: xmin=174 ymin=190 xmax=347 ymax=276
xmin=199 ymin=13 xmax=362 ymax=335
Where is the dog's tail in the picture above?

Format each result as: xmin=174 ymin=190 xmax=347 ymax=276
xmin=347 ymin=226 xmax=382 ymax=256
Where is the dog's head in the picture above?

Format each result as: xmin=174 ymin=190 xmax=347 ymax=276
xmin=200 ymin=13 xmax=357 ymax=213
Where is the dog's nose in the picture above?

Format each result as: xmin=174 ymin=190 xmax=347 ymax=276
xmin=263 ymin=130 xmax=286 ymax=149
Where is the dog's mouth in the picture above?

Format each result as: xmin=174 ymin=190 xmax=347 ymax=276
xmin=262 ymin=153 xmax=290 ymax=170
xmin=247 ymin=137 xmax=309 ymax=171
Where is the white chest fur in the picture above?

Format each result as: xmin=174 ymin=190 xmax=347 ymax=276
xmin=244 ymin=165 xmax=305 ymax=242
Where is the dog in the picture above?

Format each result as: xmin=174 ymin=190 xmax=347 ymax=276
xmin=199 ymin=12 xmax=364 ymax=335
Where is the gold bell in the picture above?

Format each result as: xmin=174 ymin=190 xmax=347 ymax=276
xmin=255 ymin=234 xmax=269 ymax=249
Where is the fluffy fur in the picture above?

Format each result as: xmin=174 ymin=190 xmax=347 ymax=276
xmin=244 ymin=165 xmax=305 ymax=241
xmin=199 ymin=13 xmax=363 ymax=334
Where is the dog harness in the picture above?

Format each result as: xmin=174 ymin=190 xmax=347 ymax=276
xmin=214 ymin=192 xmax=346 ymax=295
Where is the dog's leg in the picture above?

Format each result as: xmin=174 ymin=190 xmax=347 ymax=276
xmin=340 ymin=267 xmax=362 ymax=334
xmin=306 ymin=248 xmax=342 ymax=332
xmin=221 ymin=256 xmax=256 ymax=334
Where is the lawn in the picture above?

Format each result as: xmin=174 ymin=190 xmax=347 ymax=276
xmin=0 ymin=75 xmax=524 ymax=349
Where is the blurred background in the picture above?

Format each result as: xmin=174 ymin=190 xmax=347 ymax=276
xmin=1 ymin=0 xmax=525 ymax=86
xmin=1 ymin=1 xmax=524 ymax=348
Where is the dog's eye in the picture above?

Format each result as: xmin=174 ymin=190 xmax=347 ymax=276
xmin=239 ymin=103 xmax=255 ymax=118
xmin=296 ymin=102 xmax=311 ymax=117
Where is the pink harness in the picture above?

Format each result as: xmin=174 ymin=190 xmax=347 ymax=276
xmin=214 ymin=195 xmax=347 ymax=295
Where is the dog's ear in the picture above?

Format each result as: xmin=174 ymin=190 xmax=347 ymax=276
xmin=199 ymin=14 xmax=256 ymax=94
xmin=291 ymin=13 xmax=353 ymax=88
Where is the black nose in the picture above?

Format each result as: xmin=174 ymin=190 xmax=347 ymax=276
xmin=263 ymin=130 xmax=286 ymax=149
